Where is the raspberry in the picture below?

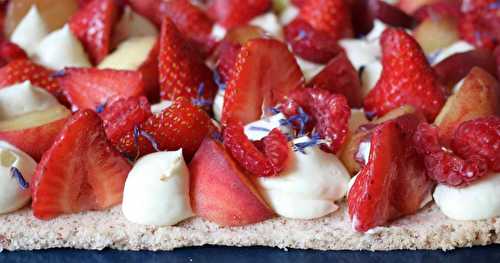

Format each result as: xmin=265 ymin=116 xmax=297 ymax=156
xmin=223 ymin=124 xmax=289 ymax=177
xmin=452 ymin=116 xmax=500 ymax=172
xmin=414 ymin=122 xmax=490 ymax=187
xmin=459 ymin=0 xmax=500 ymax=50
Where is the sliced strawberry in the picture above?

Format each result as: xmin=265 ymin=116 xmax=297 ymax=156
xmin=284 ymin=18 xmax=343 ymax=64
xmin=138 ymin=39 xmax=160 ymax=102
xmin=163 ymin=0 xmax=215 ymax=55
xmin=309 ymin=52 xmax=363 ymax=108
xmin=348 ymin=114 xmax=434 ymax=232
xmin=414 ymin=122 xmax=490 ymax=187
xmin=0 ymin=40 xmax=27 ymax=66
xmin=364 ymin=28 xmax=446 ymax=121
xmin=0 ymin=59 xmax=64 ymax=102
xmin=207 ymin=0 xmax=271 ymax=29
xmin=221 ymin=39 xmax=304 ymax=126
xmin=281 ymin=88 xmax=351 ymax=153
xmin=99 ymin=96 xmax=153 ymax=147
xmin=223 ymin=124 xmax=289 ymax=177
xmin=128 ymin=0 xmax=167 ymax=25
xmin=69 ymin=0 xmax=119 ymax=64
xmin=452 ymin=116 xmax=500 ymax=172
xmin=459 ymin=0 xmax=500 ymax=50
xmin=56 ymin=68 xmax=145 ymax=111
xmin=298 ymin=0 xmax=353 ymax=40
xmin=32 ymin=110 xmax=131 ymax=220
xmin=116 ymin=97 xmax=213 ymax=160
xmin=159 ymin=18 xmax=217 ymax=109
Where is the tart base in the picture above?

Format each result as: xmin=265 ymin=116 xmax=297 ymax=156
xmin=0 ymin=203 xmax=499 ymax=251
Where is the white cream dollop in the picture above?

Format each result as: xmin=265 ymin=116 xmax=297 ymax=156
xmin=114 ymin=6 xmax=158 ymax=41
xmin=244 ymin=113 xmax=289 ymax=141
xmin=10 ymin=5 xmax=49 ymax=56
xmin=210 ymin=23 xmax=227 ymax=42
xmin=431 ymin=41 xmax=475 ymax=65
xmin=255 ymin=136 xmax=351 ymax=220
xmin=34 ymin=25 xmax=91 ymax=70
xmin=279 ymin=4 xmax=299 ymax=25
xmin=360 ymin=61 xmax=383 ymax=97
xmin=213 ymin=89 xmax=225 ymax=122
xmin=296 ymin=57 xmax=325 ymax=82
xmin=98 ymin=36 xmax=157 ymax=70
xmin=249 ymin=12 xmax=283 ymax=39
xmin=151 ymin=100 xmax=173 ymax=115
xmin=434 ymin=173 xmax=500 ymax=221
xmin=0 ymin=141 xmax=36 ymax=214
xmin=0 ymin=81 xmax=60 ymax=120
xmin=122 ymin=150 xmax=193 ymax=226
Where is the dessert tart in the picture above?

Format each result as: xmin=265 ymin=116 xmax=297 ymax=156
xmin=0 ymin=0 xmax=499 ymax=251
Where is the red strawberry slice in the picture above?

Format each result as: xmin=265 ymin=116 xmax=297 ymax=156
xmin=128 ymin=0 xmax=167 ymax=25
xmin=281 ymin=88 xmax=351 ymax=153
xmin=0 ymin=59 xmax=64 ymax=102
xmin=69 ymin=0 xmax=119 ymax=64
xmin=0 ymin=40 xmax=27 ymax=66
xmin=414 ymin=122 xmax=490 ymax=187
xmin=459 ymin=0 xmax=500 ymax=50
xmin=99 ymin=96 xmax=153 ymax=147
xmin=32 ymin=110 xmax=131 ymax=220
xmin=223 ymin=124 xmax=289 ymax=177
xmin=298 ymin=0 xmax=353 ymax=40
xmin=162 ymin=0 xmax=215 ymax=55
xmin=116 ymin=97 xmax=213 ymax=160
xmin=309 ymin=52 xmax=363 ymax=108
xmin=452 ymin=116 xmax=500 ymax=172
xmin=221 ymin=38 xmax=304 ymax=126
xmin=284 ymin=18 xmax=343 ymax=64
xmin=138 ymin=39 xmax=160 ymax=102
xmin=159 ymin=18 xmax=217 ymax=109
xmin=364 ymin=28 xmax=446 ymax=121
xmin=348 ymin=114 xmax=434 ymax=232
xmin=207 ymin=0 xmax=271 ymax=29
xmin=56 ymin=68 xmax=146 ymax=111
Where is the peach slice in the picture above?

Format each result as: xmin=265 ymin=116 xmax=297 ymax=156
xmin=5 ymin=0 xmax=79 ymax=36
xmin=0 ymin=105 xmax=70 ymax=160
xmin=414 ymin=16 xmax=459 ymax=54
xmin=434 ymin=67 xmax=500 ymax=145
xmin=189 ymin=137 xmax=275 ymax=227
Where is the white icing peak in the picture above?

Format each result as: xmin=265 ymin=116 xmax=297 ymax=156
xmin=10 ymin=5 xmax=49 ymax=56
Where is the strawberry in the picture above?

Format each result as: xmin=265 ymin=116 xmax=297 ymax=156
xmin=223 ymin=124 xmax=289 ymax=177
xmin=452 ymin=116 xmax=500 ymax=172
xmin=32 ymin=110 xmax=131 ymax=220
xmin=216 ymin=42 xmax=241 ymax=83
xmin=414 ymin=122 xmax=490 ymax=187
xmin=69 ymin=0 xmax=119 ymax=64
xmin=459 ymin=0 xmax=500 ymax=50
xmin=0 ymin=59 xmax=63 ymax=102
xmin=139 ymin=39 xmax=160 ymax=102
xmin=128 ymin=0 xmax=167 ymax=25
xmin=221 ymin=39 xmax=304 ymax=126
xmin=280 ymin=88 xmax=351 ymax=153
xmin=56 ymin=68 xmax=145 ymax=111
xmin=298 ymin=0 xmax=353 ymax=40
xmin=162 ymin=0 xmax=215 ymax=55
xmin=348 ymin=114 xmax=434 ymax=232
xmin=207 ymin=0 xmax=271 ymax=29
xmin=116 ymin=97 xmax=213 ymax=160
xmin=413 ymin=2 xmax=461 ymax=22
xmin=159 ymin=18 xmax=217 ymax=109
xmin=364 ymin=28 xmax=446 ymax=121
xmin=284 ymin=18 xmax=343 ymax=64
xmin=309 ymin=52 xmax=363 ymax=108
xmin=99 ymin=96 xmax=153 ymax=147
xmin=0 ymin=40 xmax=27 ymax=66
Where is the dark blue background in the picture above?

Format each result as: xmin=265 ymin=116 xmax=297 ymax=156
xmin=1 ymin=245 xmax=499 ymax=263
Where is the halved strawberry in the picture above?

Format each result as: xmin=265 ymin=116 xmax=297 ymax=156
xmin=116 ymin=97 xmax=213 ymax=160
xmin=69 ymin=0 xmax=119 ymax=64
xmin=221 ymin=39 xmax=304 ymax=126
xmin=348 ymin=114 xmax=434 ymax=232
xmin=280 ymin=88 xmax=351 ymax=153
xmin=223 ymin=124 xmax=289 ymax=177
xmin=56 ymin=68 xmax=146 ymax=111
xmin=99 ymin=96 xmax=153 ymax=147
xmin=298 ymin=0 xmax=353 ymax=40
xmin=0 ymin=59 xmax=63 ymax=102
xmin=309 ymin=52 xmax=363 ymax=108
xmin=284 ymin=18 xmax=343 ymax=64
xmin=207 ymin=0 xmax=271 ymax=29
xmin=364 ymin=28 xmax=446 ymax=121
xmin=32 ymin=110 xmax=131 ymax=220
xmin=139 ymin=39 xmax=160 ymax=102
xmin=0 ymin=40 xmax=27 ymax=66
xmin=459 ymin=0 xmax=500 ymax=50
xmin=162 ymin=0 xmax=215 ymax=55
xmin=159 ymin=17 xmax=217 ymax=109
